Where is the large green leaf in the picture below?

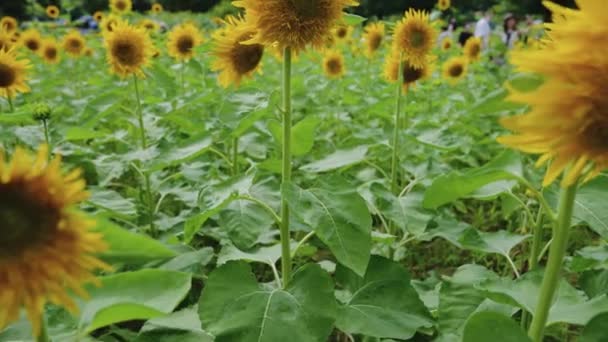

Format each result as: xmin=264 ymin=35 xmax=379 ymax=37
xmin=93 ymin=219 xmax=176 ymax=264
xmin=423 ymin=150 xmax=523 ymax=209
xmin=269 ymin=116 xmax=320 ymax=156
xmin=282 ymin=177 xmax=372 ymax=276
xmin=135 ymin=307 xmax=213 ymax=342
xmin=580 ymin=313 xmax=608 ymax=342
xmin=219 ymin=199 xmax=274 ymax=249
xmin=572 ymin=176 xmax=608 ymax=239
xmin=300 ymin=145 xmax=368 ymax=173
xmin=463 ymin=312 xmax=531 ymax=342
xmin=148 ymin=136 xmax=213 ymax=172
xmin=80 ymin=269 xmax=192 ymax=333
xmin=335 ymin=256 xmax=434 ymax=339
xmin=199 ymin=261 xmax=336 ymax=342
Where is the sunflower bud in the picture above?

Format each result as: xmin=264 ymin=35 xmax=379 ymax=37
xmin=32 ymin=102 xmax=52 ymax=121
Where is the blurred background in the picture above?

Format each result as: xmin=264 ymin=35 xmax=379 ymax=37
xmin=1 ymin=0 xmax=578 ymax=21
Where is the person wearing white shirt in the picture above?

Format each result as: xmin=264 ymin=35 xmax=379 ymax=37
xmin=475 ymin=10 xmax=493 ymax=49
xmin=502 ymin=14 xmax=520 ymax=49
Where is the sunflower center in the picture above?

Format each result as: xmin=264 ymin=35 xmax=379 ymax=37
xmin=369 ymin=34 xmax=382 ymax=52
xmin=469 ymin=44 xmax=480 ymax=56
xmin=326 ymin=58 xmax=342 ymax=74
xmin=0 ymin=183 xmax=60 ymax=257
xmin=0 ymin=62 xmax=16 ymax=87
xmin=403 ymin=64 xmax=423 ymax=84
xmin=45 ymin=47 xmax=57 ymax=60
xmin=449 ymin=64 xmax=463 ymax=77
xmin=112 ymin=40 xmax=140 ymax=66
xmin=337 ymin=27 xmax=347 ymax=38
xmin=410 ymin=29 xmax=426 ymax=48
xmin=232 ymin=40 xmax=264 ymax=75
xmin=290 ymin=0 xmax=321 ymax=18
xmin=583 ymin=119 xmax=608 ymax=150
xmin=26 ymin=39 xmax=40 ymax=51
xmin=69 ymin=38 xmax=82 ymax=50
xmin=177 ymin=36 xmax=194 ymax=54
xmin=116 ymin=0 xmax=127 ymax=11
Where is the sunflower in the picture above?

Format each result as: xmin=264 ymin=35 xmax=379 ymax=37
xmin=333 ymin=24 xmax=353 ymax=43
xmin=46 ymin=5 xmax=60 ymax=19
xmin=0 ymin=49 xmax=30 ymax=99
xmin=0 ymin=16 xmax=18 ymax=34
xmin=151 ymin=3 xmax=163 ymax=13
xmin=167 ymin=22 xmax=203 ymax=61
xmin=322 ymin=50 xmax=345 ymax=79
xmin=93 ymin=11 xmax=104 ymax=23
xmin=498 ymin=1 xmax=608 ymax=187
xmin=463 ymin=37 xmax=482 ymax=62
xmin=392 ymin=9 xmax=436 ymax=69
xmin=0 ymin=29 xmax=13 ymax=52
xmin=437 ymin=0 xmax=451 ymax=11
xmin=62 ymin=30 xmax=86 ymax=58
xmin=100 ymin=14 xmax=120 ymax=33
xmin=363 ymin=22 xmax=385 ymax=58
xmin=104 ymin=21 xmax=153 ymax=78
xmin=441 ymin=37 xmax=453 ymax=51
xmin=40 ymin=38 xmax=60 ymax=64
xmin=20 ymin=29 xmax=42 ymax=53
xmin=0 ymin=145 xmax=110 ymax=337
xmin=384 ymin=54 xmax=432 ymax=93
xmin=110 ymin=0 xmax=132 ymax=15
xmin=233 ymin=0 xmax=359 ymax=53
xmin=211 ymin=16 xmax=264 ymax=88
xmin=442 ymin=56 xmax=467 ymax=84
xmin=139 ymin=19 xmax=159 ymax=33
xmin=84 ymin=47 xmax=94 ymax=57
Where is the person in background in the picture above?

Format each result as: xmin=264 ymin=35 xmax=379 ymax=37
xmin=458 ymin=22 xmax=474 ymax=47
xmin=474 ymin=10 xmax=493 ymax=49
xmin=502 ymin=13 xmax=519 ymax=49
xmin=437 ymin=18 xmax=456 ymax=47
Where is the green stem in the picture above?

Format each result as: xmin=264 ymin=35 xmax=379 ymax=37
xmin=522 ymin=209 xmax=545 ymax=330
xmin=291 ymin=231 xmax=315 ymax=258
xmin=237 ymin=195 xmax=281 ymax=226
xmin=133 ymin=75 xmax=156 ymax=237
xmin=181 ymin=62 xmax=186 ymax=92
xmin=280 ymin=47 xmax=293 ymax=288
xmin=7 ymin=96 xmax=14 ymax=112
xmin=390 ymin=56 xmax=404 ymax=195
xmin=36 ymin=314 xmax=50 ymax=342
xmin=42 ymin=119 xmax=50 ymax=147
xmin=528 ymin=183 xmax=578 ymax=342
xmin=232 ymin=137 xmax=239 ymax=175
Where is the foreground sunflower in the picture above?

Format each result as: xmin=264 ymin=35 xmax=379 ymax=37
xmin=46 ymin=5 xmax=60 ymax=19
xmin=0 ymin=16 xmax=18 ymax=33
xmin=437 ymin=0 xmax=451 ymax=11
xmin=62 ymin=30 xmax=86 ymax=58
xmin=233 ymin=0 xmax=359 ymax=53
xmin=0 ymin=145 xmax=110 ymax=337
xmin=441 ymin=37 xmax=453 ymax=51
xmin=384 ymin=54 xmax=432 ymax=93
xmin=151 ymin=3 xmax=163 ymax=13
xmin=40 ymin=38 xmax=60 ymax=64
xmin=211 ymin=16 xmax=264 ymax=88
xmin=167 ymin=22 xmax=203 ymax=61
xmin=110 ymin=0 xmax=132 ymax=15
xmin=442 ymin=56 xmax=467 ymax=84
xmin=20 ymin=29 xmax=42 ymax=53
xmin=104 ymin=21 xmax=153 ymax=78
xmin=322 ymin=50 xmax=345 ymax=79
xmin=464 ymin=37 xmax=482 ymax=62
xmin=93 ymin=11 xmax=104 ymax=23
xmin=392 ymin=9 xmax=436 ymax=69
xmin=498 ymin=1 xmax=608 ymax=187
xmin=0 ymin=49 xmax=30 ymax=99
xmin=0 ymin=29 xmax=13 ymax=52
xmin=363 ymin=22 xmax=385 ymax=58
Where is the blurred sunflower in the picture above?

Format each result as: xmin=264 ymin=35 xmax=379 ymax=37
xmin=498 ymin=1 xmax=608 ymax=187
xmin=151 ymin=3 xmax=163 ymax=13
xmin=322 ymin=50 xmax=345 ymax=79
xmin=437 ymin=0 xmax=451 ymax=11
xmin=384 ymin=54 xmax=432 ymax=93
xmin=104 ymin=21 xmax=153 ymax=78
xmin=333 ymin=24 xmax=353 ymax=43
xmin=442 ymin=56 xmax=467 ymax=84
xmin=0 ymin=145 xmax=110 ymax=337
xmin=233 ymin=0 xmax=359 ymax=53
xmin=63 ymin=30 xmax=86 ymax=58
xmin=20 ymin=29 xmax=42 ymax=53
xmin=40 ymin=38 xmax=60 ymax=64
xmin=363 ymin=22 xmax=385 ymax=58
xmin=139 ymin=19 xmax=159 ymax=33
xmin=392 ymin=9 xmax=436 ymax=69
xmin=100 ymin=14 xmax=120 ymax=33
xmin=0 ymin=16 xmax=18 ymax=33
xmin=46 ymin=5 xmax=60 ymax=19
xmin=211 ymin=16 xmax=264 ymax=88
xmin=463 ymin=37 xmax=482 ymax=61
xmin=93 ymin=11 xmax=104 ymax=23
xmin=84 ymin=47 xmax=94 ymax=57
xmin=110 ymin=0 xmax=132 ymax=15
xmin=0 ymin=49 xmax=30 ymax=98
xmin=0 ymin=29 xmax=13 ymax=52
xmin=441 ymin=37 xmax=453 ymax=51
xmin=167 ymin=22 xmax=203 ymax=61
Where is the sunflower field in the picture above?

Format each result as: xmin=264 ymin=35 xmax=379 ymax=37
xmin=1 ymin=0 xmax=607 ymax=341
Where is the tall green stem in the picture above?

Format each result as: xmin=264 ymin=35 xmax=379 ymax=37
xmin=133 ymin=75 xmax=156 ymax=237
xmin=232 ymin=137 xmax=239 ymax=175
xmin=42 ymin=119 xmax=50 ymax=147
xmin=529 ymin=209 xmax=545 ymax=271
xmin=36 ymin=314 xmax=50 ymax=342
xmin=280 ymin=47 xmax=293 ymax=288
xmin=528 ymin=183 xmax=578 ymax=342
xmin=7 ymin=96 xmax=14 ymax=112
xmin=390 ymin=57 xmax=404 ymax=194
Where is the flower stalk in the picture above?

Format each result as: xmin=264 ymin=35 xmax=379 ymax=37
xmin=280 ymin=47 xmax=293 ymax=288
